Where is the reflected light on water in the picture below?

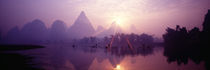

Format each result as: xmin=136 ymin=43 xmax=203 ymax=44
xmin=114 ymin=64 xmax=124 ymax=70
xmin=116 ymin=65 xmax=121 ymax=69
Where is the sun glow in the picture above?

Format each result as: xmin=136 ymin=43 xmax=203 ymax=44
xmin=115 ymin=18 xmax=121 ymax=25
xmin=113 ymin=16 xmax=127 ymax=27
xmin=109 ymin=11 xmax=134 ymax=33
xmin=114 ymin=64 xmax=124 ymax=70
xmin=110 ymin=15 xmax=131 ymax=33
xmin=116 ymin=65 xmax=121 ymax=69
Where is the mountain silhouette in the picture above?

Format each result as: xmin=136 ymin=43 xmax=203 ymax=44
xmin=49 ymin=20 xmax=67 ymax=41
xmin=97 ymin=21 xmax=122 ymax=37
xmin=5 ymin=26 xmax=20 ymax=43
xmin=68 ymin=11 xmax=95 ymax=39
xmin=96 ymin=25 xmax=105 ymax=32
xmin=20 ymin=19 xmax=48 ymax=41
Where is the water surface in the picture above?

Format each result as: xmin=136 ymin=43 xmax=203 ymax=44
xmin=9 ymin=44 xmax=205 ymax=70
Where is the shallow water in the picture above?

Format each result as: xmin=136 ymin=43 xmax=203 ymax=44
xmin=12 ymin=44 xmax=205 ymax=70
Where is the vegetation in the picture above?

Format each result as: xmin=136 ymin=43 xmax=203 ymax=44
xmin=163 ymin=10 xmax=210 ymax=69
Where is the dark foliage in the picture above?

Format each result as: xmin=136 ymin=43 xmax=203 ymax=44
xmin=0 ymin=53 xmax=42 ymax=70
xmin=163 ymin=10 xmax=210 ymax=70
xmin=0 ymin=45 xmax=44 ymax=51
xmin=0 ymin=45 xmax=44 ymax=70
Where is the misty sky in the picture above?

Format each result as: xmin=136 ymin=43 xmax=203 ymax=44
xmin=0 ymin=0 xmax=210 ymax=37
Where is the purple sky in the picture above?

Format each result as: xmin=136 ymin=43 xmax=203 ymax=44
xmin=0 ymin=0 xmax=210 ymax=37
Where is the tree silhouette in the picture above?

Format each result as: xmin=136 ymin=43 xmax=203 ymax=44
xmin=163 ymin=9 xmax=210 ymax=69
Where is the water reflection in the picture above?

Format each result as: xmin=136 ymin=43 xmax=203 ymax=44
xmin=104 ymin=44 xmax=154 ymax=57
xmin=0 ymin=44 xmax=206 ymax=70
xmin=113 ymin=65 xmax=123 ymax=70
xmin=163 ymin=42 xmax=209 ymax=70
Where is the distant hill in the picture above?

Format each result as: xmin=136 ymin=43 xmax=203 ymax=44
xmin=97 ymin=21 xmax=122 ymax=37
xmin=68 ymin=11 xmax=95 ymax=39
xmin=49 ymin=20 xmax=67 ymax=41
xmin=96 ymin=25 xmax=105 ymax=32
xmin=20 ymin=19 xmax=48 ymax=41
xmin=5 ymin=26 xmax=20 ymax=42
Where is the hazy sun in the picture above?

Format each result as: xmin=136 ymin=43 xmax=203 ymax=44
xmin=111 ymin=14 xmax=131 ymax=33
xmin=113 ymin=17 xmax=125 ymax=27
xmin=115 ymin=18 xmax=121 ymax=25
